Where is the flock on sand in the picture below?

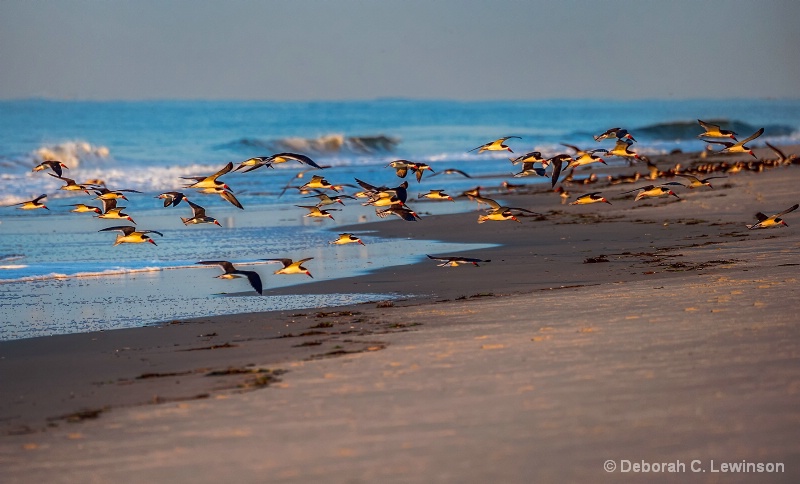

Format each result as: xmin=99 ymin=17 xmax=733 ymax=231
xmin=11 ymin=120 xmax=799 ymax=294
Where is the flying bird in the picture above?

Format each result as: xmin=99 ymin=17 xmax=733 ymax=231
xmin=701 ymin=127 xmax=764 ymax=159
xmin=156 ymin=191 xmax=189 ymax=207
xmin=468 ymin=136 xmax=521 ymax=153
xmin=569 ymin=192 xmax=611 ymax=205
xmin=621 ymin=184 xmax=682 ymax=202
xmin=330 ymin=233 xmax=365 ymax=246
xmin=12 ymin=194 xmax=48 ymax=210
xmin=594 ymin=128 xmax=636 ymax=143
xmin=697 ymin=119 xmax=738 ymax=141
xmin=746 ymin=204 xmax=798 ymax=229
xmin=674 ymin=174 xmax=727 ymax=189
xmin=426 ymin=255 xmax=490 ymax=267
xmin=181 ymin=200 xmax=221 ymax=226
xmin=197 ymin=260 xmax=263 ymax=295
xmin=429 ymin=168 xmax=472 ymax=178
xmin=262 ymin=258 xmax=314 ymax=278
xmin=182 ymin=162 xmax=234 ymax=190
xmin=32 ymin=160 xmax=68 ymax=177
xmin=99 ymin=225 xmax=162 ymax=246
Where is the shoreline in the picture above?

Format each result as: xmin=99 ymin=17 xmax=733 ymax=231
xmin=2 ymin=146 xmax=800 ymax=482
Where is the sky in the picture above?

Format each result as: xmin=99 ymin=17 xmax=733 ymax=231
xmin=1 ymin=0 xmax=799 ymax=101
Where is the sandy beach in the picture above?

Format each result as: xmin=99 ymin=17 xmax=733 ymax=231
xmin=1 ymin=146 xmax=799 ymax=483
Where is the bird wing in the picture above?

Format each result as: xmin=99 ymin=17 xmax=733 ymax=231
xmin=142 ymin=229 xmax=164 ymax=237
xmin=197 ymin=260 xmax=236 ymax=273
xmin=220 ymin=190 xmax=244 ymax=209
xmin=620 ymin=185 xmax=655 ymax=194
xmin=101 ymin=198 xmax=118 ymax=213
xmin=697 ymin=119 xmax=720 ymax=132
xmin=32 ymin=194 xmax=48 ymax=203
xmin=271 ymin=152 xmax=323 ymax=169
xmin=774 ymin=204 xmax=800 ymax=218
xmin=675 ymin=174 xmax=700 ymax=183
xmin=472 ymin=195 xmax=501 ymax=210
xmin=754 ymin=212 xmax=769 ymax=222
xmin=701 ymin=139 xmax=734 ymax=148
xmin=243 ymin=271 xmax=263 ymax=295
xmin=186 ymin=200 xmax=207 ymax=217
xmin=738 ymin=127 xmax=765 ymax=146
xmin=261 ymin=258 xmax=294 ymax=268
xmin=98 ymin=225 xmax=136 ymax=235
xmin=764 ymin=142 xmax=787 ymax=160
xmin=211 ymin=162 xmax=234 ymax=179
xmin=295 ymin=257 xmax=314 ymax=265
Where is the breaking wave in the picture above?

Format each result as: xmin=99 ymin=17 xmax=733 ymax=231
xmin=31 ymin=140 xmax=111 ymax=168
xmin=217 ymin=134 xmax=400 ymax=155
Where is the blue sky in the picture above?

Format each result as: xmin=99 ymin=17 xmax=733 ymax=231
xmin=1 ymin=0 xmax=798 ymax=100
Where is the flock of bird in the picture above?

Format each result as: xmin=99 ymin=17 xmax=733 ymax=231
xmin=9 ymin=119 xmax=798 ymax=294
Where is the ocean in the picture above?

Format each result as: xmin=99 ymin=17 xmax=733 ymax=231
xmin=1 ymin=98 xmax=799 ymax=340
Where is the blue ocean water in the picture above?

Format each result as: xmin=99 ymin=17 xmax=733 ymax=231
xmin=1 ymin=98 xmax=798 ymax=339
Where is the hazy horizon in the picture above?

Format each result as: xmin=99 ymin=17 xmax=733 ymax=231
xmin=2 ymin=0 xmax=799 ymax=101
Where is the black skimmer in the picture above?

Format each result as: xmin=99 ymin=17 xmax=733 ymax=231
xmin=765 ymin=142 xmax=797 ymax=165
xmin=408 ymin=162 xmax=434 ymax=182
xmin=68 ymin=203 xmax=102 ymax=214
xmin=569 ymin=192 xmax=611 ymax=205
xmin=233 ymin=156 xmax=273 ymax=173
xmin=674 ymin=174 xmax=727 ymax=189
xmin=622 ymin=184 xmax=681 ymax=202
xmin=468 ymin=136 xmax=521 ymax=153
xmin=330 ymin=233 xmax=365 ymax=246
xmin=471 ymin=195 xmax=538 ymax=223
xmin=561 ymin=144 xmax=608 ymax=168
xmin=181 ymin=200 xmax=221 ymax=226
xmin=594 ymin=128 xmax=636 ymax=142
xmin=303 ymin=191 xmax=356 ymax=207
xmin=269 ymin=152 xmax=324 ymax=169
xmin=702 ymin=127 xmax=764 ymax=159
xmin=355 ymin=178 xmax=409 ymax=204
xmin=513 ymin=162 xmax=547 ymax=178
xmin=362 ymin=193 xmax=406 ymax=208
xmin=48 ymin=174 xmax=89 ymax=193
xmin=299 ymin=174 xmax=338 ymax=192
xmin=12 ymin=194 xmax=48 ymax=210
xmin=156 ymin=191 xmax=189 ymax=207
xmin=32 ymin=160 xmax=68 ymax=177
xmin=606 ymin=139 xmax=642 ymax=163
xmin=99 ymin=225 xmax=163 ymax=245
xmin=510 ymin=150 xmax=547 ymax=166
xmin=387 ymin=160 xmax=415 ymax=178
xmin=197 ymin=261 xmax=263 ymax=295
xmin=697 ymin=119 xmax=738 ymax=141
xmin=296 ymin=205 xmax=338 ymax=220
xmin=429 ymin=168 xmax=472 ymax=178
xmin=262 ymin=258 xmax=314 ymax=278
xmin=548 ymin=154 xmax=574 ymax=188
xmin=93 ymin=187 xmax=141 ymax=201
xmin=182 ymin=162 xmax=234 ymax=190
xmin=426 ymin=255 xmax=490 ymax=267
xmin=97 ymin=199 xmax=136 ymax=224
xmin=376 ymin=205 xmax=420 ymax=221
xmin=746 ymin=204 xmax=798 ymax=229
xmin=418 ymin=190 xmax=454 ymax=201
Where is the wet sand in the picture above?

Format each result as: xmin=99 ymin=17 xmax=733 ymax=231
xmin=1 ymin=147 xmax=799 ymax=483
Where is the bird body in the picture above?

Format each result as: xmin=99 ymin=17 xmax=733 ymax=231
xmin=14 ymin=194 xmax=48 ymax=210
xmin=262 ymin=258 xmax=314 ymax=278
xmin=296 ymin=205 xmax=338 ymax=219
xmin=330 ymin=233 xmax=365 ymax=246
xmin=418 ymin=190 xmax=454 ymax=201
xmin=569 ymin=192 xmax=611 ymax=205
xmin=468 ymin=136 xmax=521 ymax=153
xmin=99 ymin=225 xmax=162 ymax=245
xmin=697 ymin=119 xmax=738 ymax=140
xmin=183 ymin=162 xmax=233 ymax=190
xmin=622 ymin=184 xmax=681 ymax=201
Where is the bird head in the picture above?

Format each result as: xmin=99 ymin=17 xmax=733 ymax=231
xmin=213 ymin=220 xmax=221 ymax=226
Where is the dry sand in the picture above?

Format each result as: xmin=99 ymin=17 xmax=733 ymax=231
xmin=1 ymin=147 xmax=799 ymax=483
